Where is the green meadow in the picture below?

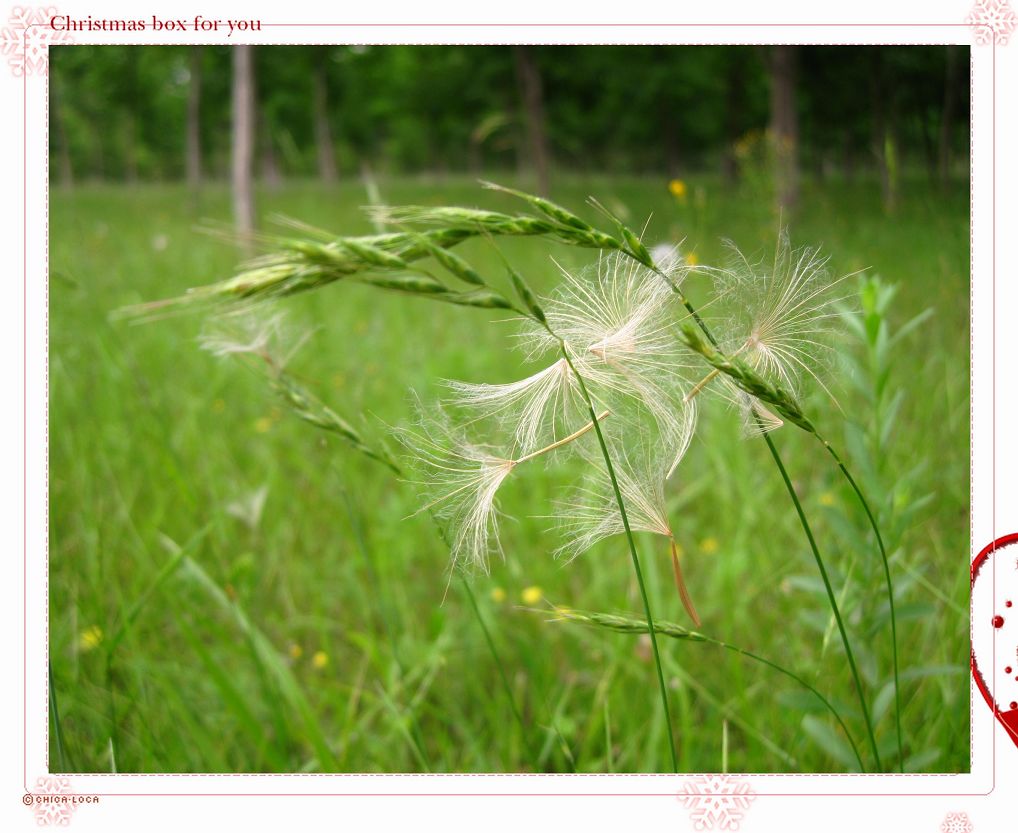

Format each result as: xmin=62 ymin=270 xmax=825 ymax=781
xmin=48 ymin=174 xmax=970 ymax=774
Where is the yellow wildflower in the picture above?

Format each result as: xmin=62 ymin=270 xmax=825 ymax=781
xmin=668 ymin=179 xmax=687 ymax=199
xmin=819 ymin=492 xmax=836 ymax=507
xmin=312 ymin=650 xmax=329 ymax=670
xmin=79 ymin=625 xmax=103 ymax=652
xmin=700 ymin=537 xmax=719 ymax=555
xmin=521 ymin=586 xmax=543 ymax=605
xmin=490 ymin=587 xmax=507 ymax=603
xmin=685 ymin=252 xmax=699 ymax=267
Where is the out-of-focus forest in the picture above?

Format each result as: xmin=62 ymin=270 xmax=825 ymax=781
xmin=50 ymin=45 xmax=968 ymax=205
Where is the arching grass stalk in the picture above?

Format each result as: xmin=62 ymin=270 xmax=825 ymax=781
xmin=639 ymin=241 xmax=902 ymax=770
xmin=490 ymin=186 xmax=900 ymax=770
xmin=501 ymin=256 xmax=679 ymax=772
xmin=679 ymin=324 xmax=900 ymax=771
xmin=251 ymin=359 xmax=542 ymax=770
xmin=549 ymin=607 xmax=866 ymax=772
xmin=817 ymin=435 xmax=902 ymax=772
xmin=761 ymin=428 xmax=882 ymax=771
xmin=161 ymin=184 xmax=899 ymax=771
xmin=560 ymin=345 xmax=679 ymax=773
xmin=460 ymin=577 xmax=549 ymax=769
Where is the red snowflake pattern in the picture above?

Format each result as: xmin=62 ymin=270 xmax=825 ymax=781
xmin=967 ymin=0 xmax=1017 ymax=44
xmin=679 ymin=776 xmax=755 ymax=831
xmin=0 ymin=6 xmax=73 ymax=77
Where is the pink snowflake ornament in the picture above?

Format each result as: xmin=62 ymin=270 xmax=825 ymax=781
xmin=941 ymin=811 xmax=974 ymax=833
xmin=679 ymin=776 xmax=755 ymax=831
xmin=967 ymin=0 xmax=1017 ymax=45
xmin=1 ymin=6 xmax=73 ymax=76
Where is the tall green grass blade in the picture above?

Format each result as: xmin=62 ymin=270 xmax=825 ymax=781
xmin=761 ymin=430 xmax=881 ymax=771
xmin=550 ymin=607 xmax=866 ymax=771
xmin=817 ymin=435 xmax=904 ymax=772
xmin=105 ymin=524 xmax=212 ymax=659
xmin=558 ymin=345 xmax=679 ymax=773
xmin=173 ymin=615 xmax=289 ymax=771
xmin=49 ymin=659 xmax=71 ymax=772
xmin=802 ymin=714 xmax=859 ymax=769
xmin=178 ymin=555 xmax=340 ymax=771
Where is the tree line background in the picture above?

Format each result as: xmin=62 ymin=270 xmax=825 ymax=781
xmin=50 ymin=45 xmax=968 ymax=208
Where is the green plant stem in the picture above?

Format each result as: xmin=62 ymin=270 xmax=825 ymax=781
xmin=49 ymin=659 xmax=71 ymax=772
xmin=818 ymin=433 xmax=903 ymax=772
xmin=559 ymin=344 xmax=679 ymax=773
xmin=761 ymin=429 xmax=882 ymax=771
xmin=645 ymin=249 xmax=896 ymax=771
xmin=460 ymin=578 xmax=545 ymax=768
xmin=714 ymin=638 xmax=865 ymax=772
xmin=556 ymin=609 xmax=866 ymax=772
xmin=340 ymin=484 xmax=431 ymax=771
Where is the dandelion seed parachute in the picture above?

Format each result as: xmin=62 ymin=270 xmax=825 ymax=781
xmin=710 ymin=231 xmax=852 ymax=402
xmin=396 ymin=407 xmax=518 ymax=573
xmin=518 ymin=252 xmax=701 ymax=445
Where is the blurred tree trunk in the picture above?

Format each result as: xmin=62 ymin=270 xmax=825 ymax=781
xmin=513 ymin=46 xmax=550 ymax=196
xmin=232 ymin=45 xmax=256 ymax=253
xmin=51 ymin=78 xmax=73 ymax=188
xmin=312 ymin=57 xmax=338 ymax=185
xmin=768 ymin=46 xmax=799 ymax=212
xmin=259 ymin=113 xmax=283 ymax=190
xmin=186 ymin=47 xmax=202 ymax=198
xmin=871 ymin=52 xmax=899 ymax=214
xmin=663 ymin=115 xmax=681 ymax=178
xmin=841 ymin=133 xmax=856 ymax=182
xmin=721 ymin=55 xmax=743 ymax=186
xmin=938 ymin=45 xmax=960 ymax=189
xmin=919 ymin=112 xmax=937 ymax=184
xmin=123 ymin=114 xmax=138 ymax=183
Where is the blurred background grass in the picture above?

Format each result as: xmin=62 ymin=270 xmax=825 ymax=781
xmin=49 ymin=174 xmax=969 ymax=773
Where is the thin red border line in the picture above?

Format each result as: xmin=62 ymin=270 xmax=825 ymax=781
xmin=22 ymin=22 xmax=28 ymax=798
xmin=259 ymin=23 xmax=967 ymax=27
xmin=27 ymin=27 xmax=988 ymax=798
xmin=29 ymin=29 xmax=985 ymax=794
xmin=991 ymin=35 xmax=997 ymax=796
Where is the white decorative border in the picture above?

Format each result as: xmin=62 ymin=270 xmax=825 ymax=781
xmin=3 ymin=0 xmax=1014 ymax=829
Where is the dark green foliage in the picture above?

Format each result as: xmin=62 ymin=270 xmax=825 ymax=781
xmin=50 ymin=45 xmax=968 ymax=182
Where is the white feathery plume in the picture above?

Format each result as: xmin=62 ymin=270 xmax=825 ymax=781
xmin=553 ymin=439 xmax=700 ymax=625
xmin=399 ymin=401 xmax=609 ymax=574
xmin=519 ymin=252 xmax=699 ymax=444
xmin=712 ymin=231 xmax=853 ymax=401
xmin=199 ymin=309 xmax=311 ymax=366
xmin=555 ymin=446 xmax=672 ymax=562
xmin=443 ymin=357 xmax=585 ymax=457
xmin=397 ymin=407 xmax=517 ymax=573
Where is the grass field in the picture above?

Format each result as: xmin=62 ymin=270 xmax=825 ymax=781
xmin=48 ymin=173 xmax=970 ymax=774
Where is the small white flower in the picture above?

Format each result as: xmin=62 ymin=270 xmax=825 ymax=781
xmin=226 ymin=485 xmax=269 ymax=531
